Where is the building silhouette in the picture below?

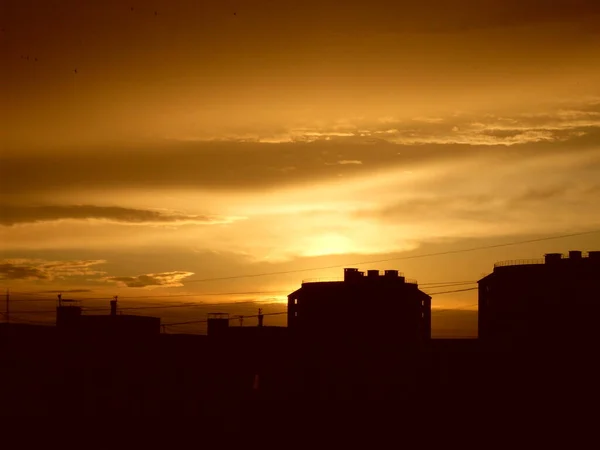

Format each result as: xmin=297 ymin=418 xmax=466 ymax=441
xmin=206 ymin=311 xmax=287 ymax=341
xmin=207 ymin=312 xmax=230 ymax=338
xmin=287 ymin=268 xmax=432 ymax=348
xmin=56 ymin=295 xmax=160 ymax=340
xmin=478 ymin=250 xmax=600 ymax=350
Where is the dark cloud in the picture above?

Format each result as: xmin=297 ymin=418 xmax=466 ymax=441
xmin=1 ymin=103 xmax=599 ymax=196
xmin=355 ymin=177 xmax=600 ymax=227
xmin=0 ymin=263 xmax=48 ymax=280
xmin=0 ymin=135 xmax=593 ymax=197
xmin=104 ymin=271 xmax=195 ymax=288
xmin=36 ymin=289 xmax=92 ymax=293
xmin=357 ymin=195 xmax=498 ymax=223
xmin=0 ymin=204 xmax=231 ymax=226
xmin=308 ymin=0 xmax=600 ymax=35
xmin=0 ymin=259 xmax=106 ymax=280
xmin=0 ymin=141 xmax=395 ymax=195
xmin=481 ymin=129 xmax=530 ymax=139
xmin=7 ymin=1 xmax=599 ymax=39
xmin=511 ymin=187 xmax=567 ymax=204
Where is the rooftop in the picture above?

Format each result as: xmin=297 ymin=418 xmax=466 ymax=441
xmin=493 ymin=258 xmax=545 ymax=268
xmin=302 ymin=268 xmax=418 ymax=285
xmin=493 ymin=250 xmax=599 ymax=269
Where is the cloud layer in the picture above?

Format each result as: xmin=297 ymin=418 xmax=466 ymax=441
xmin=0 ymin=259 xmax=107 ymax=280
xmin=104 ymin=271 xmax=195 ymax=288
xmin=0 ymin=204 xmax=241 ymax=226
xmin=2 ymin=101 xmax=600 ymax=197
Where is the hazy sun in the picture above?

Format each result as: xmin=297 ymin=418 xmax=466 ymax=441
xmin=302 ymin=233 xmax=355 ymax=257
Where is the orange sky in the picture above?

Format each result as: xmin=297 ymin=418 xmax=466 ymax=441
xmin=1 ymin=1 xmax=600 ymax=335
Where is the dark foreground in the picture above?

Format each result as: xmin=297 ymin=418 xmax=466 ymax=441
xmin=1 ymin=324 xmax=598 ymax=430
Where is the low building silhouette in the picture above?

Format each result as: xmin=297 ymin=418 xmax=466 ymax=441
xmin=207 ymin=312 xmax=230 ymax=338
xmin=478 ymin=250 xmax=600 ymax=350
xmin=287 ymin=268 xmax=432 ymax=348
xmin=206 ymin=310 xmax=287 ymax=341
xmin=56 ymin=295 xmax=160 ymax=340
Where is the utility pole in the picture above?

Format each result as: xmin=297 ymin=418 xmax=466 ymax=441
xmin=258 ymin=308 xmax=264 ymax=327
xmin=238 ymin=315 xmax=244 ymax=327
xmin=5 ymin=288 xmax=9 ymax=324
xmin=110 ymin=295 xmax=118 ymax=317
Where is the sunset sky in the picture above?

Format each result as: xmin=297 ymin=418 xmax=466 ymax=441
xmin=2 ymin=0 xmax=600 ymax=335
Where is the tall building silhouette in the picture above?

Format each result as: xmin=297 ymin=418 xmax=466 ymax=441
xmin=287 ymin=268 xmax=431 ymax=348
xmin=478 ymin=250 xmax=600 ymax=350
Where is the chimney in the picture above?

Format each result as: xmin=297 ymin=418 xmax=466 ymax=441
xmin=367 ymin=270 xmax=379 ymax=278
xmin=569 ymin=250 xmax=582 ymax=260
xmin=258 ymin=308 xmax=264 ymax=327
xmin=110 ymin=296 xmax=118 ymax=317
xmin=544 ymin=253 xmax=562 ymax=264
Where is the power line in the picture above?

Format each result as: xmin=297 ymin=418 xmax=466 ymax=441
xmin=4 ymin=291 xmax=102 ymax=297
xmin=162 ymin=300 xmax=479 ymax=329
xmin=83 ymin=298 xmax=283 ymax=313
xmin=163 ymin=311 xmax=288 ymax=327
xmin=6 ymin=289 xmax=289 ymax=302
xmin=6 ymin=283 xmax=475 ymax=303
xmin=420 ymin=281 xmax=477 ymax=286
xmin=422 ymin=282 xmax=477 ymax=291
xmin=7 ymin=282 xmax=475 ymax=298
xmin=5 ymin=299 xmax=480 ymax=329
xmin=425 ymin=287 xmax=478 ymax=295
xmin=8 ymin=297 xmax=290 ymax=315
xmin=7 ymin=294 xmax=113 ymax=301
xmin=161 ymin=287 xmax=481 ymax=327
xmin=9 ymin=227 xmax=591 ymax=301
xmin=430 ymin=303 xmax=479 ymax=314
xmin=180 ymin=229 xmax=600 ymax=284
xmin=10 ymin=285 xmax=479 ymax=316
xmin=6 ymin=284 xmax=473 ymax=307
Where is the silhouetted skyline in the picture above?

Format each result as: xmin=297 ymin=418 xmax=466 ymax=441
xmin=2 ymin=0 xmax=600 ymax=339
xmin=3 ymin=0 xmax=600 ymax=424
xmin=2 ymin=249 xmax=599 ymax=421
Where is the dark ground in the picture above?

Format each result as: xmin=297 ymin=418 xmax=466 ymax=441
xmin=1 ymin=324 xmax=597 ymax=431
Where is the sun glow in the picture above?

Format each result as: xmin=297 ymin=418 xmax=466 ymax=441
xmin=301 ymin=233 xmax=356 ymax=257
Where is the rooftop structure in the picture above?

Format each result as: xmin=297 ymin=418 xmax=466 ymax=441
xmin=56 ymin=295 xmax=161 ymax=340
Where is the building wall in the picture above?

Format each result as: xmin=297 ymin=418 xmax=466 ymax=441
xmin=57 ymin=312 xmax=161 ymax=339
xmin=288 ymin=274 xmax=431 ymax=348
xmin=478 ymin=253 xmax=600 ymax=349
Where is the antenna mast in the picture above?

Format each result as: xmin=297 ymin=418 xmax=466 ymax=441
xmin=5 ymin=289 xmax=9 ymax=324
